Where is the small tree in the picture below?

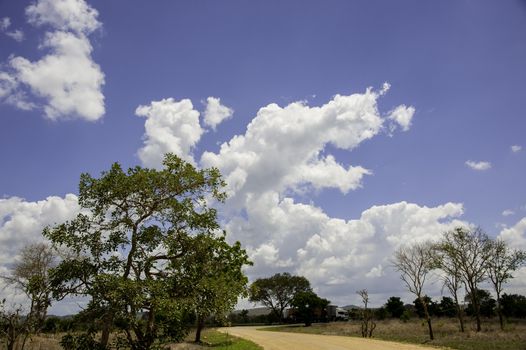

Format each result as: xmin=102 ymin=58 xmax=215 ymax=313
xmin=393 ymin=243 xmax=434 ymax=340
xmin=486 ymin=239 xmax=526 ymax=329
xmin=385 ymin=296 xmax=405 ymax=318
xmin=430 ymin=242 xmax=465 ymax=331
xmin=1 ymin=243 xmax=56 ymax=335
xmin=291 ymin=291 xmax=330 ymax=326
xmin=437 ymin=227 xmax=491 ymax=332
xmin=357 ymin=289 xmax=376 ymax=338
xmin=249 ymin=273 xmax=311 ymax=323
xmin=0 ymin=300 xmax=27 ymax=350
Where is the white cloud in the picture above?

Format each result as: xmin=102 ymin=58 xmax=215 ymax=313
xmin=6 ymin=30 xmax=25 ymax=42
xmin=0 ymin=194 xmax=80 ymax=308
xmin=204 ymin=97 xmax=233 ymax=130
xmin=465 ymin=160 xmax=491 ymax=171
xmin=136 ymin=98 xmax=203 ymax=167
xmin=0 ymin=17 xmax=24 ymax=42
xmin=0 ymin=17 xmax=10 ymax=30
xmin=25 ymin=0 xmax=100 ymax=35
xmin=201 ymin=87 xmax=411 ymax=208
xmin=0 ymin=0 xmax=105 ymax=121
xmin=502 ymin=209 xmax=515 ymax=217
xmin=227 ymin=195 xmax=466 ymax=305
xmin=498 ymin=217 xmax=526 ymax=250
xmin=9 ymin=31 xmax=105 ymax=121
xmin=511 ymin=145 xmax=522 ymax=153
xmin=388 ymin=104 xmax=415 ymax=132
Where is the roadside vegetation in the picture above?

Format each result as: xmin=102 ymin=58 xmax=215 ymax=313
xmin=265 ymin=318 xmax=526 ymax=350
xmin=172 ymin=329 xmax=262 ymax=350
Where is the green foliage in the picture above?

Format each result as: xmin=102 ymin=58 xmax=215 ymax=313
xmin=439 ymin=296 xmax=457 ymax=318
xmin=465 ymin=290 xmax=496 ymax=318
xmin=413 ymin=296 xmax=441 ymax=318
xmin=400 ymin=309 xmax=411 ymax=322
xmin=290 ymin=290 xmax=330 ymax=326
xmin=501 ymin=294 xmax=526 ymax=318
xmin=60 ymin=332 xmax=106 ymax=350
xmin=384 ymin=296 xmax=405 ymax=318
xmin=374 ymin=307 xmax=388 ymax=320
xmin=44 ymin=154 xmax=250 ymax=350
xmin=249 ymin=273 xmax=311 ymax=322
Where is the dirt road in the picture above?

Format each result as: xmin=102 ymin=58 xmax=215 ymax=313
xmin=219 ymin=326 xmax=442 ymax=350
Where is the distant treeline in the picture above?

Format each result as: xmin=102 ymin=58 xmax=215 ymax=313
xmin=227 ymin=292 xmax=526 ymax=326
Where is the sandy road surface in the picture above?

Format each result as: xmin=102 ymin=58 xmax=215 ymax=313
xmin=218 ymin=326 xmax=442 ymax=350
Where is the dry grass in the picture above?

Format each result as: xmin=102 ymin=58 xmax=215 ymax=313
xmin=0 ymin=333 xmax=62 ymax=350
xmin=267 ymin=318 xmax=526 ymax=350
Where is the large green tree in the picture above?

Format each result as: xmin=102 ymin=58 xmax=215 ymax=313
xmin=249 ymin=273 xmax=311 ymax=323
xmin=44 ymin=154 xmax=250 ymax=350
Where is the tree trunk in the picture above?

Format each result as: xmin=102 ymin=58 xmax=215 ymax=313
xmin=195 ymin=315 xmax=205 ymax=343
xmin=456 ymin=304 xmax=465 ymax=332
xmin=453 ymin=293 xmax=464 ymax=332
xmin=421 ymin=297 xmax=434 ymax=340
xmin=473 ymin=297 xmax=482 ymax=332
xmin=100 ymin=312 xmax=113 ymax=347
xmin=496 ymin=293 xmax=504 ymax=330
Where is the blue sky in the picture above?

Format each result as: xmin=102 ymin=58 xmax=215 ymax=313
xmin=1 ymin=0 xmax=525 ymax=313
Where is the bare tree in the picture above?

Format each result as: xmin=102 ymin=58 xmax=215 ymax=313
xmin=430 ymin=245 xmax=465 ymax=332
xmin=437 ymin=227 xmax=491 ymax=332
xmin=393 ymin=243 xmax=434 ymax=340
xmin=0 ymin=300 xmax=27 ymax=350
xmin=356 ymin=289 xmax=376 ymax=338
xmin=487 ymin=239 xmax=526 ymax=330
xmin=1 ymin=243 xmax=56 ymax=333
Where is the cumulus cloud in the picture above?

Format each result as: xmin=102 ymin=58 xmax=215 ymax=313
xmin=136 ymin=98 xmax=203 ymax=167
xmin=201 ymin=87 xmax=409 ymax=208
xmin=465 ymin=160 xmax=491 ymax=171
xmin=502 ymin=209 xmax=515 ymax=217
xmin=203 ymin=97 xmax=233 ymax=130
xmin=227 ymin=195 xmax=466 ymax=305
xmin=0 ymin=0 xmax=105 ymax=121
xmin=511 ymin=145 xmax=522 ymax=153
xmin=0 ymin=194 xmax=80 ymax=308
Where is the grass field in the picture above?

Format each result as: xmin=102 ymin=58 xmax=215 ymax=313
xmin=172 ymin=329 xmax=262 ymax=349
xmin=266 ymin=318 xmax=526 ymax=350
